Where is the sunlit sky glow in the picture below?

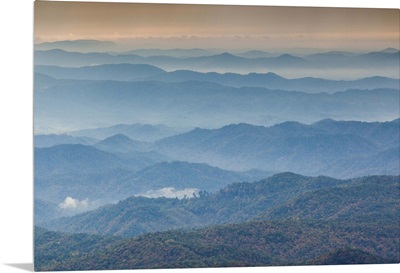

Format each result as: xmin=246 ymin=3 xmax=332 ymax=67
xmin=34 ymin=1 xmax=399 ymax=51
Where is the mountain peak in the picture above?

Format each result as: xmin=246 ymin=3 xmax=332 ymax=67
xmin=212 ymin=52 xmax=242 ymax=60
xmin=277 ymin=53 xmax=300 ymax=60
xmin=99 ymin=133 xmax=133 ymax=144
xmin=94 ymin=133 xmax=149 ymax=153
xmin=381 ymin=47 xmax=400 ymax=53
xmin=311 ymin=118 xmax=336 ymax=126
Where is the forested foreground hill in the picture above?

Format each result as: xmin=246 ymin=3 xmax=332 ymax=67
xmin=42 ymin=174 xmax=399 ymax=237
xmin=34 ymin=218 xmax=399 ymax=271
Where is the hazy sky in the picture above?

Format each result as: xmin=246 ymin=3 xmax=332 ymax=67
xmin=34 ymin=1 xmax=399 ymax=51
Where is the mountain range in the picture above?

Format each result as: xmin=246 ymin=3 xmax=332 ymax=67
xmin=34 ymin=118 xmax=399 ymax=216
xmin=35 ymin=39 xmax=119 ymax=53
xmin=155 ymin=119 xmax=400 ymax=176
xmin=34 ymin=48 xmax=400 ymax=78
xmin=35 ymin=217 xmax=398 ymax=271
xmin=34 ymin=75 xmax=400 ymax=131
xmin=34 ymin=134 xmax=97 ymax=148
xmin=42 ymin=173 xmax=399 ymax=237
xmin=32 ymin=40 xmax=400 ymax=270
xmin=35 ymin=64 xmax=399 ymax=93
xmin=35 ymin=63 xmax=165 ymax=81
xmin=34 ymin=139 xmax=265 ymax=222
xmin=35 ymin=173 xmax=399 ymax=270
xmin=69 ymin=123 xmax=187 ymax=142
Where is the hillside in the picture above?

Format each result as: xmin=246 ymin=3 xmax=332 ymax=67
xmin=155 ymin=119 xmax=399 ymax=177
xmin=34 ymin=158 xmax=257 ymax=222
xmin=35 ymin=218 xmax=399 ymax=271
xmin=309 ymin=248 xmax=393 ymax=265
xmin=261 ymin=175 xmax=400 ymax=223
xmin=34 ymin=144 xmax=131 ymax=177
xmin=42 ymin=174 xmax=399 ymax=238
xmin=124 ymin=161 xmax=249 ymax=193
xmin=34 ymin=226 xmax=123 ymax=271
xmin=93 ymin=134 xmax=151 ymax=153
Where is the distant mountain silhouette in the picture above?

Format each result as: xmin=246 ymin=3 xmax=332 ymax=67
xmin=34 ymin=144 xmax=129 ymax=177
xmin=35 ymin=63 xmax=165 ymax=81
xmin=94 ymin=134 xmax=151 ymax=153
xmin=34 ymin=76 xmax=400 ymax=130
xmin=34 ymin=49 xmax=144 ymax=67
xmin=35 ymin=65 xmax=399 ymax=93
xmin=35 ymin=39 xmax=118 ymax=52
xmin=70 ymin=123 xmax=186 ymax=142
xmin=140 ymin=70 xmax=398 ymax=93
xmin=34 ymin=134 xmax=97 ymax=148
xmin=123 ymin=161 xmax=249 ymax=193
xmin=125 ymin=48 xmax=215 ymax=57
xmin=236 ymin=50 xmax=278 ymax=58
xmin=34 ymin=48 xmax=400 ymax=78
xmin=380 ymin=47 xmax=400 ymax=53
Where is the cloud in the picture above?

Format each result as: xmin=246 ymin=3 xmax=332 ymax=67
xmin=59 ymin=196 xmax=89 ymax=211
xmin=139 ymin=187 xmax=199 ymax=199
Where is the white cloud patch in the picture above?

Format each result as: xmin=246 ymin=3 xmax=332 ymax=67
xmin=139 ymin=187 xmax=199 ymax=199
xmin=59 ymin=196 xmax=89 ymax=211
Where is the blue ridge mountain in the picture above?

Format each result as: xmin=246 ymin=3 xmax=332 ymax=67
xmin=34 ymin=143 xmax=259 ymax=217
xmin=35 ymin=64 xmax=399 ymax=93
xmin=69 ymin=123 xmax=187 ymax=142
xmin=34 ymin=174 xmax=400 ymax=270
xmin=33 ymin=142 xmax=163 ymax=203
xmin=34 ymin=76 xmax=400 ymax=130
xmin=236 ymin=50 xmax=279 ymax=58
xmin=34 ymin=134 xmax=98 ymax=148
xmin=41 ymin=174 xmax=399 ymax=239
xmin=35 ymin=63 xmax=165 ymax=81
xmin=34 ymin=49 xmax=400 ymax=78
xmin=125 ymin=48 xmax=216 ymax=57
xmin=93 ymin=134 xmax=151 ymax=153
xmin=34 ymin=218 xmax=399 ymax=271
xmin=155 ymin=119 xmax=399 ymax=177
xmin=35 ymin=39 xmax=119 ymax=52
xmin=308 ymin=248 xmax=394 ymax=265
xmin=380 ymin=47 xmax=400 ymax=53
xmin=121 ymin=161 xmax=250 ymax=193
xmin=34 ymin=144 xmax=131 ymax=177
xmin=34 ymin=49 xmax=144 ymax=67
xmin=140 ymin=70 xmax=399 ymax=93
xmin=259 ymin=175 xmax=399 ymax=222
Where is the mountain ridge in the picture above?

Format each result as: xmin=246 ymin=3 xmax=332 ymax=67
xmin=35 ymin=64 xmax=399 ymax=93
xmin=41 ymin=174 xmax=399 ymax=238
xmin=155 ymin=119 xmax=399 ymax=177
xmin=34 ymin=48 xmax=400 ymax=78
